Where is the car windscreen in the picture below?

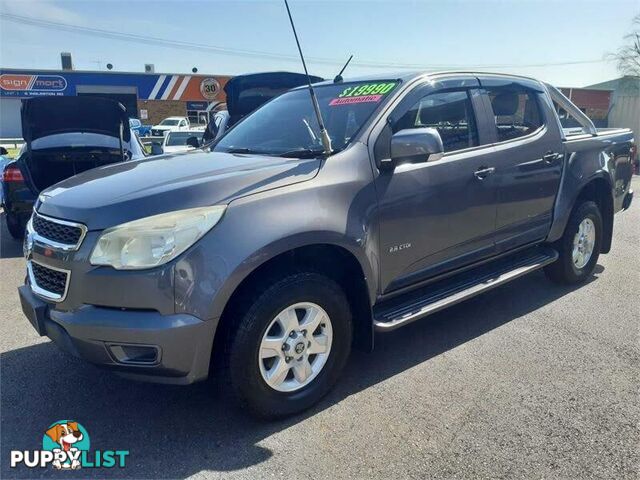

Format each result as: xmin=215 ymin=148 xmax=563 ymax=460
xmin=160 ymin=119 xmax=180 ymax=126
xmin=166 ymin=132 xmax=200 ymax=146
xmin=214 ymin=80 xmax=399 ymax=156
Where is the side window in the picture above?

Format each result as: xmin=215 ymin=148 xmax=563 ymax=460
xmin=393 ymin=90 xmax=479 ymax=152
xmin=485 ymin=87 xmax=543 ymax=142
xmin=553 ymin=102 xmax=591 ymax=136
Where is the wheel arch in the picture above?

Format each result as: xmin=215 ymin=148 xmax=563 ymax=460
xmin=211 ymin=237 xmax=376 ymax=356
xmin=574 ymin=177 xmax=614 ymax=253
xmin=548 ymin=172 xmax=614 ymax=253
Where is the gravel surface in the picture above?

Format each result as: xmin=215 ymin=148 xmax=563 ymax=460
xmin=1 ymin=178 xmax=638 ymax=479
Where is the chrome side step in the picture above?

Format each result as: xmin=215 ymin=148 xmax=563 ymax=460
xmin=373 ymin=247 xmax=558 ymax=332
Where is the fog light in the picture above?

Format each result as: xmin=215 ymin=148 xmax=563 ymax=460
xmin=107 ymin=344 xmax=160 ymax=365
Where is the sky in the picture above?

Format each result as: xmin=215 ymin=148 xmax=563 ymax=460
xmin=0 ymin=0 xmax=638 ymax=88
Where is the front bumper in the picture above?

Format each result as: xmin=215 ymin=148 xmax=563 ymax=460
xmin=19 ymin=285 xmax=216 ymax=384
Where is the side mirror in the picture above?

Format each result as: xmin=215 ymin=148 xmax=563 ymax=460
xmin=186 ymin=136 xmax=200 ymax=149
xmin=150 ymin=142 xmax=164 ymax=155
xmin=383 ymin=127 xmax=444 ymax=169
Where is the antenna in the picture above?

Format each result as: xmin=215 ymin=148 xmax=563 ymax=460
xmin=283 ymin=0 xmax=332 ymax=154
xmin=333 ymin=55 xmax=353 ymax=83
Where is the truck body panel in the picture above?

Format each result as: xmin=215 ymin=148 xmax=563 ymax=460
xmin=17 ymin=71 xmax=634 ymax=389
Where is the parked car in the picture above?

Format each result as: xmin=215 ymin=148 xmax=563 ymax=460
xmin=19 ymin=72 xmax=634 ymax=418
xmin=129 ymin=118 xmax=151 ymax=137
xmin=2 ymin=96 xmax=147 ymax=239
xmin=150 ymin=116 xmax=191 ymax=137
xmin=160 ymin=130 xmax=204 ymax=154
xmin=202 ymin=71 xmax=323 ymax=143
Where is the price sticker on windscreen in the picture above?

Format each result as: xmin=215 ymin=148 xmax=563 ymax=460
xmin=329 ymin=82 xmax=398 ymax=106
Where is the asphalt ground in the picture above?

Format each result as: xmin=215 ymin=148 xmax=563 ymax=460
xmin=1 ymin=177 xmax=638 ymax=479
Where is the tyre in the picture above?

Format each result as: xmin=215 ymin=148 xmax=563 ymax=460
xmin=544 ymin=201 xmax=602 ymax=284
xmin=5 ymin=213 xmax=25 ymax=240
xmin=226 ymin=272 xmax=352 ymax=418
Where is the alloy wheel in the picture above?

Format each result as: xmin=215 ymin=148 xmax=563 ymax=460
xmin=258 ymin=302 xmax=333 ymax=392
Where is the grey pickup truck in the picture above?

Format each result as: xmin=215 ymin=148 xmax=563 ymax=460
xmin=19 ymin=72 xmax=634 ymax=418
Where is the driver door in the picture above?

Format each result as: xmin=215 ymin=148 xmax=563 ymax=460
xmin=374 ymin=80 xmax=499 ymax=293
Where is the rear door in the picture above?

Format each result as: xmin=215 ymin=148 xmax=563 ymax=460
xmin=477 ymin=76 xmax=564 ymax=252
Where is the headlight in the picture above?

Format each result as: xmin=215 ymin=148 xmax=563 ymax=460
xmin=90 ymin=205 xmax=226 ymax=270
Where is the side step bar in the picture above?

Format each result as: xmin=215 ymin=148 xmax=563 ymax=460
xmin=373 ymin=247 xmax=558 ymax=332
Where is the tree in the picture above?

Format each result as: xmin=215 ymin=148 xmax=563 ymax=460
xmin=607 ymin=14 xmax=640 ymax=76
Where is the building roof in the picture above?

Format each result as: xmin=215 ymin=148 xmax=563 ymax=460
xmin=586 ymin=76 xmax=640 ymax=95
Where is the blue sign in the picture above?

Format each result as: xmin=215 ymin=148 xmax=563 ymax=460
xmin=186 ymin=101 xmax=209 ymax=110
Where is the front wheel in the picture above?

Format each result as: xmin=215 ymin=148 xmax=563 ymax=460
xmin=544 ymin=201 xmax=602 ymax=284
xmin=226 ymin=272 xmax=352 ymax=418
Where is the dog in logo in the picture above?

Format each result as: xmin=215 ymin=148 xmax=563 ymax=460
xmin=45 ymin=421 xmax=83 ymax=469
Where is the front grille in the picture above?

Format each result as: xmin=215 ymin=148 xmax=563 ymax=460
xmin=32 ymin=213 xmax=84 ymax=247
xmin=30 ymin=261 xmax=68 ymax=297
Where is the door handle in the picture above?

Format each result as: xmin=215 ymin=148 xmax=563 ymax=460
xmin=474 ymin=166 xmax=495 ymax=179
xmin=543 ymin=151 xmax=561 ymax=164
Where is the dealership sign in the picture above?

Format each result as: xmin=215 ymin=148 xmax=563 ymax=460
xmin=0 ymin=69 xmax=227 ymax=100
xmin=0 ymin=74 xmax=67 ymax=96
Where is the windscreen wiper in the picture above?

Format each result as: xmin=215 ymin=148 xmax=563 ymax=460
xmin=225 ymin=147 xmax=261 ymax=154
xmin=278 ymin=148 xmax=331 ymax=158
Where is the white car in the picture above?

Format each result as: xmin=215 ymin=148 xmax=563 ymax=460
xmin=161 ymin=130 xmax=203 ymax=154
xmin=150 ymin=116 xmax=190 ymax=137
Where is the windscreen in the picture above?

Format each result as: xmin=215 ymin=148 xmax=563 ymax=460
xmin=214 ymin=80 xmax=399 ymax=156
xmin=166 ymin=132 xmax=201 ymax=146
xmin=160 ymin=119 xmax=180 ymax=126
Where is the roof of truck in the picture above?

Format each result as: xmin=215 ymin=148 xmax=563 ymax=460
xmin=305 ymin=71 xmax=543 ymax=88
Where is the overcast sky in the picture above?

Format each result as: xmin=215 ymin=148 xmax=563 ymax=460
xmin=0 ymin=0 xmax=637 ymax=87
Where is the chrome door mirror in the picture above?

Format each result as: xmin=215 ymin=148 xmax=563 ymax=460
xmin=384 ymin=128 xmax=444 ymax=169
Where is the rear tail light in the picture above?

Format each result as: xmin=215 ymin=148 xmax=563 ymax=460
xmin=2 ymin=165 xmax=24 ymax=182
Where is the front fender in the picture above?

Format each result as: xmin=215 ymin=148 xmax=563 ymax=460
xmin=173 ymin=149 xmax=379 ymax=322
xmin=212 ymin=231 xmax=375 ymax=321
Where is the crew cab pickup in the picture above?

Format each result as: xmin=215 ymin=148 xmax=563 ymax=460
xmin=150 ymin=116 xmax=191 ymax=137
xmin=18 ymin=72 xmax=634 ymax=418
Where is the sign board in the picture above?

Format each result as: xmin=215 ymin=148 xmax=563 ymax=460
xmin=199 ymin=78 xmax=221 ymax=100
xmin=0 ymin=74 xmax=67 ymax=97
xmin=186 ymin=101 xmax=209 ymax=111
xmin=0 ymin=69 xmax=228 ymax=101
xmin=139 ymin=109 xmax=148 ymax=120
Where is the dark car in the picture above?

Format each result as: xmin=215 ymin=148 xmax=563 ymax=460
xmin=202 ymin=71 xmax=323 ymax=143
xmin=19 ymin=72 xmax=634 ymax=418
xmin=2 ymin=96 xmax=147 ymax=239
